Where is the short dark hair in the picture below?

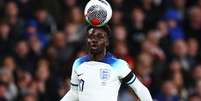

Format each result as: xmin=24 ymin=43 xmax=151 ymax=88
xmin=86 ymin=25 xmax=111 ymax=37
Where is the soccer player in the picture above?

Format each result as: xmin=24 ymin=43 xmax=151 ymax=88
xmin=60 ymin=25 xmax=152 ymax=101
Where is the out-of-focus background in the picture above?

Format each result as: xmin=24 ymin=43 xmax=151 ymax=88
xmin=0 ymin=0 xmax=201 ymax=101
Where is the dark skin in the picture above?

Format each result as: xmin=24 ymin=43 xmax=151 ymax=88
xmin=87 ymin=28 xmax=109 ymax=61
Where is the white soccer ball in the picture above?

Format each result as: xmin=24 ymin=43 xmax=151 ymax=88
xmin=84 ymin=0 xmax=112 ymax=27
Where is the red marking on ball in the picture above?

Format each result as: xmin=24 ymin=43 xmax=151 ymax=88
xmin=91 ymin=18 xmax=101 ymax=25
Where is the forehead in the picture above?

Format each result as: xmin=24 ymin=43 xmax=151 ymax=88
xmin=88 ymin=28 xmax=107 ymax=36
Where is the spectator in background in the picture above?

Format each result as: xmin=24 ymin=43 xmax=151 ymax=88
xmin=28 ymin=35 xmax=43 ymax=57
xmin=187 ymin=38 xmax=199 ymax=68
xmin=0 ymin=68 xmax=18 ymax=101
xmin=129 ymin=7 xmax=146 ymax=41
xmin=185 ymin=6 xmax=201 ymax=46
xmin=164 ymin=9 xmax=185 ymax=42
xmin=140 ymin=0 xmax=162 ymax=28
xmin=33 ymin=58 xmax=50 ymax=101
xmin=195 ymin=80 xmax=201 ymax=97
xmin=188 ymin=93 xmax=201 ymax=101
xmin=63 ymin=0 xmax=77 ymax=9
xmin=112 ymin=25 xmax=135 ymax=70
xmin=154 ymin=80 xmax=179 ymax=101
xmin=14 ymin=40 xmax=34 ymax=74
xmin=111 ymin=0 xmax=124 ymax=9
xmin=171 ymin=39 xmax=190 ymax=71
xmin=63 ymin=22 xmax=84 ymax=43
xmin=17 ymin=0 xmax=36 ymax=19
xmin=0 ymin=81 xmax=7 ymax=101
xmin=16 ymin=70 xmax=32 ymax=99
xmin=162 ymin=59 xmax=190 ymax=87
xmin=144 ymin=30 xmax=166 ymax=61
xmin=191 ymin=64 xmax=201 ymax=87
xmin=63 ymin=6 xmax=85 ymax=44
xmin=171 ymin=0 xmax=186 ymax=20
xmin=2 ymin=56 xmax=17 ymax=76
xmin=21 ymin=93 xmax=37 ymax=101
xmin=23 ymin=20 xmax=49 ymax=47
xmin=111 ymin=9 xmax=123 ymax=26
xmin=127 ymin=7 xmax=146 ymax=56
xmin=34 ymin=7 xmax=57 ymax=35
xmin=46 ymin=31 xmax=76 ymax=77
xmin=0 ymin=21 xmax=12 ymax=59
xmin=57 ymin=79 xmax=70 ymax=100
xmin=3 ymin=1 xmax=24 ymax=36
xmin=136 ymin=52 xmax=153 ymax=87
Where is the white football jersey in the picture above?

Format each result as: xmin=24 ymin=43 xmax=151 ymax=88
xmin=70 ymin=53 xmax=134 ymax=101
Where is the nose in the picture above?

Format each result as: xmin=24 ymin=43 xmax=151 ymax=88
xmin=91 ymin=40 xmax=98 ymax=45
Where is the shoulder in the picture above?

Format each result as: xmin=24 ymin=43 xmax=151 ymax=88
xmin=112 ymin=59 xmax=129 ymax=69
xmin=102 ymin=53 xmax=129 ymax=69
xmin=73 ymin=55 xmax=89 ymax=69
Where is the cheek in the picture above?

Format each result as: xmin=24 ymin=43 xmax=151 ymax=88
xmin=99 ymin=40 xmax=107 ymax=46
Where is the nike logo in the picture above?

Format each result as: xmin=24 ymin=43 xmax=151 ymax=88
xmin=77 ymin=73 xmax=83 ymax=77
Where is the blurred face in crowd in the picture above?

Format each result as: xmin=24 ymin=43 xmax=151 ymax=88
xmin=0 ymin=84 xmax=6 ymax=97
xmin=142 ymin=0 xmax=153 ymax=9
xmin=112 ymin=0 xmax=123 ymax=5
xmin=147 ymin=30 xmax=161 ymax=45
xmin=137 ymin=53 xmax=153 ymax=76
xmin=35 ymin=9 xmax=48 ymax=22
xmin=29 ymin=35 xmax=42 ymax=53
xmin=87 ymin=28 xmax=108 ymax=54
xmin=26 ymin=25 xmax=37 ymax=34
xmin=157 ymin=21 xmax=168 ymax=37
xmin=167 ymin=19 xmax=177 ymax=29
xmin=71 ymin=7 xmax=83 ymax=24
xmin=162 ymin=81 xmax=177 ymax=96
xmin=64 ymin=23 xmax=77 ymax=42
xmin=199 ymin=0 xmax=201 ymax=7
xmin=35 ymin=59 xmax=49 ymax=81
xmin=114 ymin=42 xmax=128 ymax=55
xmin=132 ymin=8 xmax=144 ymax=24
xmin=0 ymin=69 xmax=12 ymax=84
xmin=172 ymin=39 xmax=188 ymax=58
xmin=5 ymin=1 xmax=18 ymax=17
xmin=189 ymin=95 xmax=201 ymax=101
xmin=3 ymin=56 xmax=16 ymax=72
xmin=15 ymin=41 xmax=29 ymax=57
xmin=172 ymin=73 xmax=184 ymax=89
xmin=22 ymin=94 xmax=37 ymax=101
xmin=192 ymin=65 xmax=201 ymax=80
xmin=173 ymin=0 xmax=185 ymax=9
xmin=169 ymin=60 xmax=182 ymax=73
xmin=0 ymin=23 xmax=10 ymax=39
xmin=112 ymin=10 xmax=123 ymax=25
xmin=196 ymin=80 xmax=201 ymax=96
xmin=188 ymin=38 xmax=198 ymax=57
xmin=17 ymin=71 xmax=32 ymax=88
xmin=113 ymin=25 xmax=127 ymax=41
xmin=189 ymin=6 xmax=201 ymax=29
xmin=65 ymin=0 xmax=77 ymax=7
xmin=28 ymin=81 xmax=38 ymax=95
xmin=53 ymin=32 xmax=66 ymax=48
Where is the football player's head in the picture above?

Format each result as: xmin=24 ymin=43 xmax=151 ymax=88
xmin=86 ymin=25 xmax=111 ymax=54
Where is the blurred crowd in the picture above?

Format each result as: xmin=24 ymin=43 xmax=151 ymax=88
xmin=0 ymin=0 xmax=201 ymax=101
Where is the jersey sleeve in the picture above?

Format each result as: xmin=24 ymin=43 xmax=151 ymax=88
xmin=115 ymin=59 xmax=132 ymax=79
xmin=70 ymin=59 xmax=79 ymax=85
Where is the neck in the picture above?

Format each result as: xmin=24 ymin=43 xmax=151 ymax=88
xmin=89 ymin=49 xmax=106 ymax=61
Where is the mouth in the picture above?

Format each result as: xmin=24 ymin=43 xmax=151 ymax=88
xmin=91 ymin=44 xmax=98 ymax=49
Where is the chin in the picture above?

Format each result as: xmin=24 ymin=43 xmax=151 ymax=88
xmin=90 ymin=49 xmax=102 ymax=54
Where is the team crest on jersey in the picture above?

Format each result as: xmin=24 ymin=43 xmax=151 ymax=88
xmin=100 ymin=69 xmax=110 ymax=81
